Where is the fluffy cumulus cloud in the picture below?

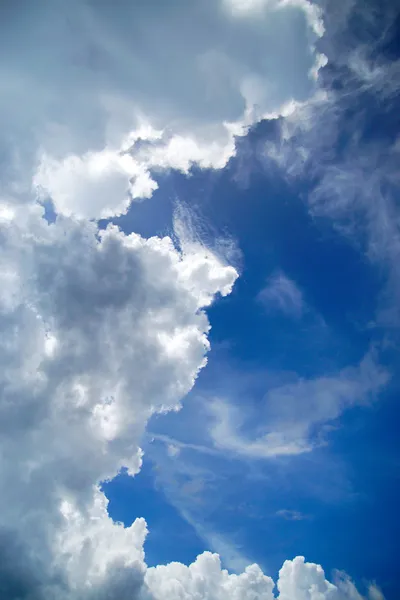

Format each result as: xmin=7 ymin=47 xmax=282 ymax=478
xmin=1 ymin=0 xmax=324 ymax=218
xmin=33 ymin=150 xmax=158 ymax=219
xmin=0 ymin=199 xmax=239 ymax=598
xmin=146 ymin=554 xmax=382 ymax=600
xmin=0 ymin=203 xmax=378 ymax=598
xmin=0 ymin=141 xmax=381 ymax=600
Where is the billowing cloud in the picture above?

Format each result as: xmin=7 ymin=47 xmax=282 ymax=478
xmin=0 ymin=0 xmax=390 ymax=597
xmin=146 ymin=553 xmax=379 ymax=600
xmin=0 ymin=200 xmax=238 ymax=597
xmin=33 ymin=150 xmax=158 ymax=219
xmin=1 ymin=0 xmax=324 ymax=218
xmin=0 ymin=144 xmax=383 ymax=600
xmin=0 ymin=201 xmax=378 ymax=599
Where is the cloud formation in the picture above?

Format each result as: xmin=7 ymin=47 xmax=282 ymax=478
xmin=0 ymin=0 xmax=390 ymax=597
xmin=208 ymin=353 xmax=389 ymax=458
xmin=146 ymin=553 xmax=383 ymax=600
xmin=0 ymin=202 xmax=378 ymax=597
xmin=1 ymin=0 xmax=324 ymax=218
xmin=0 ymin=199 xmax=239 ymax=597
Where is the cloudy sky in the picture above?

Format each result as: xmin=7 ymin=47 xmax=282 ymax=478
xmin=0 ymin=0 xmax=399 ymax=598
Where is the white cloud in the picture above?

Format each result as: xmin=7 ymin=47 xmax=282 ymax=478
xmin=210 ymin=398 xmax=312 ymax=457
xmin=147 ymin=554 xmax=381 ymax=600
xmin=223 ymin=0 xmax=325 ymax=38
xmin=277 ymin=556 xmax=348 ymax=600
xmin=208 ymin=353 xmax=389 ymax=458
xmin=0 ymin=0 xmax=390 ymax=596
xmin=367 ymin=584 xmax=386 ymax=600
xmin=0 ymin=200 xmax=238 ymax=597
xmin=33 ymin=149 xmax=158 ymax=219
xmin=0 ymin=201 xmax=379 ymax=599
xmin=258 ymin=271 xmax=305 ymax=318
xmin=167 ymin=443 xmax=181 ymax=458
xmin=1 ymin=0 xmax=324 ymax=218
xmin=146 ymin=552 xmax=274 ymax=600
xmin=0 ymin=198 xmax=378 ymax=599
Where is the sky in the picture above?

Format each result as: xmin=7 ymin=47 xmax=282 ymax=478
xmin=0 ymin=0 xmax=399 ymax=599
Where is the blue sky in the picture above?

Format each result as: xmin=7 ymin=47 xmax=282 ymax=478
xmin=0 ymin=0 xmax=399 ymax=599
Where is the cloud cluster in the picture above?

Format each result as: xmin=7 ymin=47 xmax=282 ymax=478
xmin=0 ymin=200 xmax=378 ymax=598
xmin=0 ymin=200 xmax=239 ymax=597
xmin=147 ymin=554 xmax=379 ymax=600
xmin=3 ymin=196 xmax=377 ymax=600
xmin=0 ymin=109 xmax=382 ymax=600
xmin=146 ymin=552 xmax=274 ymax=600
xmin=1 ymin=0 xmax=324 ymax=218
xmin=0 ymin=0 xmax=390 ymax=597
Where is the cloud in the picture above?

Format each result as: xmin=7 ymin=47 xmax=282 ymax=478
xmin=0 ymin=199 xmax=238 ymax=597
xmin=261 ymin=0 xmax=400 ymax=327
xmin=146 ymin=552 xmax=274 ymax=600
xmin=0 ymin=203 xmax=378 ymax=599
xmin=276 ymin=509 xmax=309 ymax=521
xmin=151 ymin=433 xmax=219 ymax=458
xmin=208 ymin=352 xmax=389 ymax=458
xmin=1 ymin=0 xmax=324 ymax=218
xmin=147 ymin=554 xmax=383 ymax=600
xmin=146 ymin=553 xmax=378 ymax=600
xmin=0 ymin=0 xmax=391 ymax=596
xmin=308 ymin=141 xmax=400 ymax=327
xmin=258 ymin=271 xmax=305 ymax=318
xmin=33 ymin=149 xmax=158 ymax=219
xmin=367 ymin=584 xmax=386 ymax=600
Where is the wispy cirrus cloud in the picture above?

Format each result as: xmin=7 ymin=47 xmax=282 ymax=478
xmin=258 ymin=271 xmax=305 ymax=318
xmin=261 ymin=0 xmax=400 ymax=328
xmin=152 ymin=351 xmax=389 ymax=462
xmin=276 ymin=509 xmax=309 ymax=521
xmin=208 ymin=352 xmax=389 ymax=459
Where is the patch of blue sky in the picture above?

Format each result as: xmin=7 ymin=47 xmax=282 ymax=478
xmin=102 ymin=463 xmax=207 ymax=567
